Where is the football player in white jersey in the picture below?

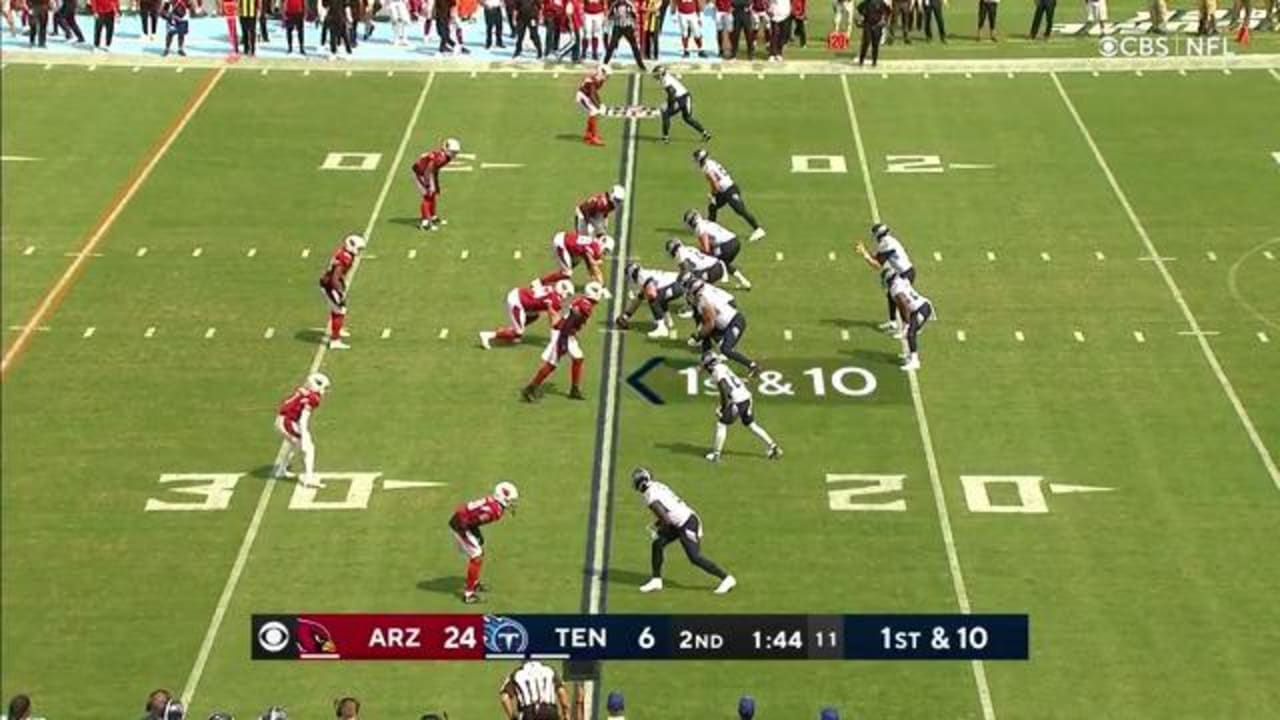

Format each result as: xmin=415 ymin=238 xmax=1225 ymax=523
xmin=632 ymin=467 xmax=737 ymax=595
xmin=666 ymin=238 xmax=727 ymax=285
xmin=886 ymin=270 xmax=934 ymax=371
xmin=687 ymin=277 xmax=760 ymax=376
xmin=653 ymin=66 xmax=712 ymax=143
xmin=855 ymin=222 xmax=916 ymax=333
xmin=701 ymin=352 xmax=781 ymax=461
xmin=694 ymin=149 xmax=766 ymax=242
xmin=616 ymin=261 xmax=687 ymax=339
xmin=685 ymin=209 xmax=752 ymax=289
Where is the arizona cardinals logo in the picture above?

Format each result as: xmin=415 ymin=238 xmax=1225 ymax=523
xmin=296 ymin=618 xmax=339 ymax=658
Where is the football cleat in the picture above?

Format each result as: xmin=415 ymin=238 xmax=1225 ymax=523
xmin=639 ymin=577 xmax=664 ymax=593
xmin=584 ymin=281 xmax=605 ymax=302
xmin=714 ymin=575 xmax=738 ymax=594
xmin=647 ymin=325 xmax=673 ymax=339
xmin=878 ymin=319 xmax=899 ymax=332
xmin=609 ymin=184 xmax=626 ymax=202
xmin=568 ymin=385 xmax=585 ymax=400
xmin=631 ymin=466 xmax=654 ymax=492
xmin=327 ymin=339 xmax=351 ymax=350
xmin=705 ymin=450 xmax=720 ymax=462
xmin=259 ymin=707 xmax=288 ymax=720
xmin=342 ymin=233 xmax=367 ymax=255
xmin=462 ymin=591 xmax=481 ymax=604
xmin=305 ymin=372 xmax=332 ymax=394
xmin=747 ymin=362 xmax=762 ymax=378
xmin=494 ymin=480 xmax=520 ymax=507
xmin=299 ymin=474 xmax=324 ymax=490
xmin=682 ymin=209 xmax=701 ymax=229
xmin=748 ymin=227 xmax=767 ymax=243
xmin=767 ymin=444 xmax=783 ymax=460
xmin=443 ymin=137 xmax=462 ymax=154
xmin=901 ymin=356 xmax=921 ymax=372
xmin=693 ymin=148 xmax=708 ymax=165
xmin=478 ymin=331 xmax=495 ymax=350
xmin=520 ymin=384 xmax=541 ymax=403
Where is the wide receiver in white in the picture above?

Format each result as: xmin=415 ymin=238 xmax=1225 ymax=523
xmin=274 ymin=372 xmax=331 ymax=489
xmin=700 ymin=351 xmax=781 ymax=462
xmin=632 ymin=467 xmax=737 ymax=595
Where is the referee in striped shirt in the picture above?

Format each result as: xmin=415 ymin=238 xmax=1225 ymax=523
xmin=238 ymin=0 xmax=260 ymax=55
xmin=603 ymin=0 xmax=646 ymax=69
xmin=499 ymin=660 xmax=571 ymax=720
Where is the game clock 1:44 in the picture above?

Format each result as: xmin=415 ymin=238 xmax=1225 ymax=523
xmin=752 ymin=629 xmax=804 ymax=651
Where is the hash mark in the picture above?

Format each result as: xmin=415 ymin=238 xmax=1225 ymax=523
xmin=345 ymin=70 xmax=352 ymax=77
xmin=1073 ymin=330 xmax=1085 ymax=343
xmin=1040 ymin=252 xmax=1051 ymax=262
xmin=88 ymin=65 xmax=97 ymax=72
xmin=192 ymin=247 xmax=203 ymax=257
xmin=438 ymin=328 xmax=449 ymax=340
xmin=304 ymin=69 xmax=312 ymax=76
xmin=246 ymin=248 xmax=257 ymax=257
xmin=381 ymin=328 xmax=392 ymax=339
xmin=204 ymin=327 xmax=216 ymax=339
xmin=137 ymin=247 xmax=148 ymax=257
xmin=261 ymin=69 xmax=269 ymax=76
xmin=133 ymin=66 xmax=141 ymax=73
xmin=1134 ymin=331 xmax=1146 ymax=343
xmin=408 ymin=248 xmax=417 ymax=259
xmin=1015 ymin=330 xmax=1025 ymax=342
xmin=783 ymin=329 xmax=793 ymax=341
xmin=774 ymin=251 xmax=784 ymax=261
xmin=144 ymin=326 xmax=157 ymax=338
xmin=513 ymin=250 xmax=522 ymax=260
xmin=176 ymin=67 xmax=184 ymax=73
xmin=1263 ymin=250 xmax=1275 ymax=261
xmin=932 ymin=251 xmax=943 ymax=262
xmin=986 ymin=251 xmax=996 ymax=261
xmin=23 ymin=246 xmax=35 ymax=255
xmin=1007 ymin=72 xmax=1015 ymax=79
xmin=264 ymin=327 xmax=275 ymax=339
xmin=840 ymin=329 xmax=850 ymax=341
xmin=1206 ymin=251 xmax=1217 ymax=261
xmin=956 ymin=330 xmax=966 ymax=342
xmin=301 ymin=248 xmax=311 ymax=258
xmin=82 ymin=327 xmax=95 ymax=338
xmin=1260 ymin=332 xmax=1271 ymax=344
xmin=460 ymin=249 xmax=470 ymax=260
xmin=1091 ymin=71 xmax=1100 ymax=77
xmin=1094 ymin=251 xmax=1106 ymax=261
xmin=1135 ymin=70 xmax=1144 ymax=77
xmin=827 ymin=251 xmax=836 ymax=261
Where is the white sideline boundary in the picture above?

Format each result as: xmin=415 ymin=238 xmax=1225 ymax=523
xmin=3 ymin=49 xmax=1277 ymax=75
xmin=1051 ymin=72 xmax=1280 ymax=492
xmin=841 ymin=74 xmax=996 ymax=720
xmin=178 ymin=72 xmax=437 ymax=707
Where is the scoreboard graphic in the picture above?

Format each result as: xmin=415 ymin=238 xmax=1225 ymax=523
xmin=251 ymin=614 xmax=1029 ymax=661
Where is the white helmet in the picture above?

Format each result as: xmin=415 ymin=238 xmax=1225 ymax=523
xmin=443 ymin=137 xmax=462 ymax=154
xmin=598 ymin=235 xmax=616 ymax=254
xmin=553 ymin=279 xmax=576 ymax=299
xmin=609 ymin=184 xmax=626 ymax=202
xmin=305 ymin=372 xmax=332 ymax=394
xmin=343 ymin=233 xmax=367 ymax=255
xmin=494 ymin=481 xmax=519 ymax=507
xmin=583 ymin=281 xmax=605 ymax=303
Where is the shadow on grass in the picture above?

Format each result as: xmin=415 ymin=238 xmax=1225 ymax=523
xmin=294 ymin=329 xmax=326 ymax=345
xmin=606 ymin=567 xmax=699 ymax=591
xmin=417 ymin=576 xmax=465 ymax=597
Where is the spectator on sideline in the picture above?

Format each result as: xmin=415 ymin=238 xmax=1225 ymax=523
xmin=1146 ymin=0 xmax=1165 ymax=32
xmin=543 ymin=0 xmax=564 ymax=59
xmin=387 ymin=0 xmax=409 ymax=44
xmin=641 ymin=0 xmax=659 ymax=59
xmin=433 ymin=0 xmax=453 ymax=52
xmin=767 ymin=0 xmax=788 ymax=58
xmin=259 ymin=0 xmax=273 ymax=43
xmin=1029 ymin=0 xmax=1054 ymax=38
xmin=1082 ymin=0 xmax=1106 ymax=34
xmin=27 ymin=0 xmax=47 ymax=46
xmin=738 ymin=695 xmax=756 ymax=719
xmin=3 ymin=0 xmax=18 ymax=38
xmin=606 ymin=691 xmax=626 ymax=719
xmin=140 ymin=0 xmax=159 ymax=39
xmin=788 ymin=0 xmax=807 ymax=47
xmin=5 ymin=694 xmax=31 ymax=720
xmin=325 ymin=0 xmax=352 ymax=55
xmin=854 ymin=0 xmax=887 ymax=65
xmin=1196 ymin=0 xmax=1217 ymax=34
xmin=920 ymin=0 xmax=943 ymax=39
xmin=162 ymin=0 xmax=190 ymax=54
xmin=603 ymin=0 xmax=644 ymax=68
xmin=90 ymin=0 xmax=118 ymax=49
xmin=54 ymin=0 xmax=85 ymax=42
xmin=975 ymin=0 xmax=997 ymax=40
xmin=334 ymin=697 xmax=360 ymax=720
xmin=283 ymin=0 xmax=305 ymax=51
xmin=833 ymin=0 xmax=853 ymax=32
xmin=728 ymin=0 xmax=754 ymax=57
xmin=512 ymin=0 xmax=542 ymax=56
xmin=714 ymin=0 xmax=732 ymax=56
xmin=482 ymin=0 xmax=503 ymax=46
xmin=886 ymin=0 xmax=909 ymax=42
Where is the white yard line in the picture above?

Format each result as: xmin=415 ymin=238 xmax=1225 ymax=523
xmin=580 ymin=73 xmax=641 ymax=718
xmin=1270 ymin=68 xmax=1280 ymax=83
xmin=179 ymin=72 xmax=437 ymax=708
xmin=1052 ymin=72 xmax=1280 ymax=492
xmin=842 ymin=74 xmax=996 ymax=720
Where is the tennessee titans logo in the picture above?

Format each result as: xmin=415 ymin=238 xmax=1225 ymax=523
xmin=484 ymin=616 xmax=530 ymax=655
xmin=296 ymin=618 xmax=339 ymax=657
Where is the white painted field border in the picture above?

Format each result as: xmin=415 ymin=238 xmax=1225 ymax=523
xmin=179 ymin=72 xmax=437 ymax=708
xmin=1052 ymin=71 xmax=1280 ymax=493
xmin=1 ymin=67 xmax=226 ymax=379
xmin=580 ymin=73 xmax=642 ymax=718
xmin=842 ymin=74 xmax=996 ymax=720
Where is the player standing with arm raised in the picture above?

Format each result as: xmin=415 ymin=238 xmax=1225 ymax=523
xmin=632 ymin=468 xmax=737 ymax=595
xmin=274 ymin=372 xmax=330 ymax=489
xmin=449 ymin=481 xmax=519 ymax=604
xmin=522 ymin=281 xmax=605 ymax=402
xmin=694 ymin=149 xmax=766 ymax=242
xmin=411 ymin=137 xmax=461 ymax=231
xmin=319 ymin=233 xmax=365 ymax=350
xmin=654 ymin=66 xmax=712 ymax=143
xmin=854 ymin=222 xmax=915 ymax=333
xmin=576 ymin=64 xmax=610 ymax=146
xmin=701 ymin=352 xmax=780 ymax=461
xmin=499 ymin=660 xmax=571 ymax=720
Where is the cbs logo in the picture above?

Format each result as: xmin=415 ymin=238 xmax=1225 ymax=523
xmin=257 ymin=620 xmax=292 ymax=653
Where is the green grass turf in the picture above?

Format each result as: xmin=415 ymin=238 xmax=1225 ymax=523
xmin=2 ymin=63 xmax=1278 ymax=718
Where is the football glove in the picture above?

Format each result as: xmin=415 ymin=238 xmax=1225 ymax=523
xmin=614 ymin=314 xmax=630 ymax=329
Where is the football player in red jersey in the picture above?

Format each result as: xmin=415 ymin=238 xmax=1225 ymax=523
xmin=574 ymin=184 xmax=626 ymax=238
xmin=521 ymin=281 xmax=604 ymax=402
xmin=449 ymin=481 xmax=520 ymax=603
xmin=674 ymin=0 xmax=706 ymax=56
xmin=274 ymin=372 xmax=331 ymax=489
xmin=320 ymin=233 xmax=366 ymax=350
xmin=479 ymin=278 xmax=575 ymax=349
xmin=540 ymin=229 xmax=615 ymax=287
xmin=581 ymin=0 xmax=606 ymax=57
xmin=411 ymin=137 xmax=461 ymax=231
xmin=575 ymin=63 xmax=611 ymax=146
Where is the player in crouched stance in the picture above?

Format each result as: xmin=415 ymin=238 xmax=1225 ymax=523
xmin=633 ymin=467 xmax=737 ymax=595
xmin=701 ymin=352 xmax=780 ymax=461
xmin=576 ymin=63 xmax=611 ymax=146
xmin=575 ymin=184 xmax=626 ymax=238
xmin=449 ymin=480 xmax=519 ymax=604
xmin=411 ymin=137 xmax=461 ymax=231
xmin=687 ymin=277 xmax=760 ymax=377
xmin=886 ymin=269 xmax=934 ymax=371
xmin=274 ymin=372 xmax=331 ymax=489
xmin=480 ymin=278 xmax=575 ymax=349
xmin=616 ymin=261 xmax=686 ymax=339
xmin=500 ymin=660 xmax=571 ymax=720
xmin=319 ymin=233 xmax=366 ymax=350
xmin=522 ymin=281 xmax=605 ymax=402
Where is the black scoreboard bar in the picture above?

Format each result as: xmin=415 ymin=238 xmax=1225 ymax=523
xmin=251 ymin=613 xmax=1028 ymax=661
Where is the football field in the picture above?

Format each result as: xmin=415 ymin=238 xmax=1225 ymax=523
xmin=2 ymin=60 xmax=1279 ymax=718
